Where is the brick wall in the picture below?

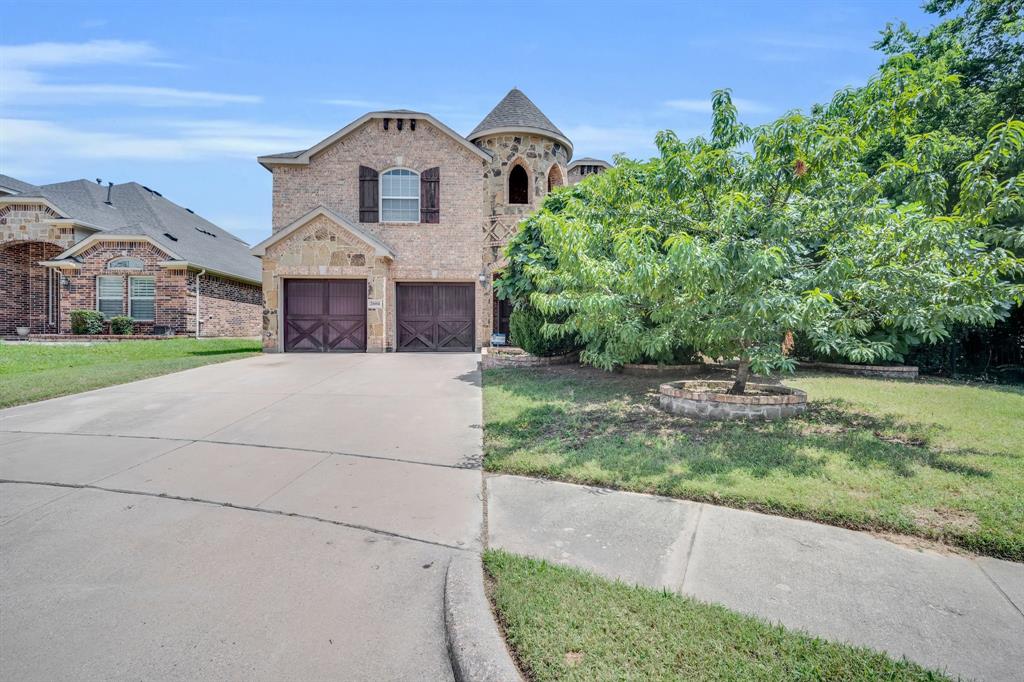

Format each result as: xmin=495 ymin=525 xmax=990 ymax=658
xmin=62 ymin=241 xmax=188 ymax=334
xmin=0 ymin=241 xmax=62 ymax=335
xmin=185 ymin=271 xmax=262 ymax=337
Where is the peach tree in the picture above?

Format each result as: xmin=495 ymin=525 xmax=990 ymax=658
xmin=508 ymin=70 xmax=1022 ymax=393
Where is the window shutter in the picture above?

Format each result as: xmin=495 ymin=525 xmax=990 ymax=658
xmin=359 ymin=165 xmax=379 ymax=223
xmin=421 ymin=166 xmax=440 ymax=224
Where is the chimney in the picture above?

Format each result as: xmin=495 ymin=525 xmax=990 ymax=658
xmin=104 ymin=181 xmax=113 ymax=205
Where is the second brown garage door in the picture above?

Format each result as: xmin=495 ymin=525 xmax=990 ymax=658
xmin=396 ymin=283 xmax=475 ymax=352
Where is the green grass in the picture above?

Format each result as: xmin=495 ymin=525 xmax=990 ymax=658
xmin=484 ymin=550 xmax=949 ymax=681
xmin=482 ymin=366 xmax=1024 ymax=560
xmin=0 ymin=338 xmax=262 ymax=408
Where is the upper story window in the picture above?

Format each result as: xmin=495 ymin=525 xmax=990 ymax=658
xmin=380 ymin=169 xmax=419 ymax=222
xmin=107 ymin=257 xmax=144 ymax=270
xmin=509 ymin=164 xmax=529 ymax=204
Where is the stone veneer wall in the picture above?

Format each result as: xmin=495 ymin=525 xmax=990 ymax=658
xmin=473 ymin=132 xmax=570 ymax=343
xmin=267 ymin=118 xmax=490 ymax=351
xmin=262 ymin=216 xmax=389 ymax=351
xmin=186 ymin=271 xmax=262 ymax=337
xmin=62 ymin=241 xmax=188 ymax=334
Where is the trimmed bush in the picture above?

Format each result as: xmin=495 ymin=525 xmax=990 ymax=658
xmin=70 ymin=310 xmax=104 ymax=335
xmin=509 ymin=306 xmax=577 ymax=357
xmin=109 ymin=316 xmax=135 ymax=335
xmin=637 ymin=345 xmax=701 ymax=365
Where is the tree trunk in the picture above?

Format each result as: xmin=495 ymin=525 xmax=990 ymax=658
xmin=729 ymin=358 xmax=750 ymax=395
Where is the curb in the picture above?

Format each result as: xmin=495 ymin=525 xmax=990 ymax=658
xmin=444 ymin=554 xmax=523 ymax=682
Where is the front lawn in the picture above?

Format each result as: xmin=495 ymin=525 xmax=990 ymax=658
xmin=482 ymin=366 xmax=1024 ymax=560
xmin=0 ymin=338 xmax=261 ymax=408
xmin=484 ymin=550 xmax=948 ymax=681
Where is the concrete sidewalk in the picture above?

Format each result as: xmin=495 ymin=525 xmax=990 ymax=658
xmin=486 ymin=474 xmax=1024 ymax=682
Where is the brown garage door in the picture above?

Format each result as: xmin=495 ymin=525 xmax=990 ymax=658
xmin=284 ymin=279 xmax=366 ymax=352
xmin=396 ymin=283 xmax=475 ymax=352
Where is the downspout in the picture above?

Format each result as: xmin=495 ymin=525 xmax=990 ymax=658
xmin=195 ymin=269 xmax=206 ymax=339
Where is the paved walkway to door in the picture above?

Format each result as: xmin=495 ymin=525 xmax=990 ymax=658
xmin=0 ymin=353 xmax=483 ymax=680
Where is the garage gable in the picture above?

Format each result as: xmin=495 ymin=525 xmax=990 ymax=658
xmin=252 ymin=206 xmax=396 ymax=260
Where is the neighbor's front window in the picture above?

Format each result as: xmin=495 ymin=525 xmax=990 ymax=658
xmin=129 ymin=276 xmax=156 ymax=321
xmin=380 ymin=168 xmax=419 ymax=222
xmin=97 ymin=275 xmax=123 ymax=318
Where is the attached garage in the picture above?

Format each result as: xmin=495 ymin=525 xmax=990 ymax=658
xmin=396 ymin=283 xmax=475 ymax=352
xmin=283 ymin=279 xmax=366 ymax=352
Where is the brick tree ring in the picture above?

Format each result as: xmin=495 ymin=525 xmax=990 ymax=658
xmin=658 ymin=380 xmax=807 ymax=421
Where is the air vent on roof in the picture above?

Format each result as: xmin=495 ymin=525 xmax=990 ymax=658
xmin=141 ymin=185 xmax=163 ymax=197
xmin=185 ymin=208 xmax=195 ymax=214
xmin=163 ymin=232 xmax=179 ymax=242
xmin=195 ymin=227 xmax=217 ymax=238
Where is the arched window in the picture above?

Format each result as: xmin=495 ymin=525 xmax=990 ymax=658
xmin=547 ymin=165 xmax=564 ymax=193
xmin=107 ymin=257 xmax=144 ymax=270
xmin=380 ymin=168 xmax=420 ymax=222
xmin=508 ymin=164 xmax=529 ymax=205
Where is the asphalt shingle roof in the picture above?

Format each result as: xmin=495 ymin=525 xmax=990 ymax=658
xmin=1 ymin=176 xmax=260 ymax=282
xmin=0 ymin=174 xmax=40 ymax=195
xmin=469 ymin=88 xmax=569 ymax=143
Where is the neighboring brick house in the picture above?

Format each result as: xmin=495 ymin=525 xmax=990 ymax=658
xmin=253 ymin=88 xmax=612 ymax=353
xmin=0 ymin=176 xmax=262 ymax=338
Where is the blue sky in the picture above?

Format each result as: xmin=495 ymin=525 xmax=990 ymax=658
xmin=1 ymin=0 xmax=933 ymax=246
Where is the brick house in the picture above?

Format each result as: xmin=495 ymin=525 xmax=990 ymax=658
xmin=0 ymin=176 xmax=262 ymax=338
xmin=253 ymin=88 xmax=611 ymax=352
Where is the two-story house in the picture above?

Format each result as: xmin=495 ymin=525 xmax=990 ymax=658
xmin=251 ymin=88 xmax=610 ymax=352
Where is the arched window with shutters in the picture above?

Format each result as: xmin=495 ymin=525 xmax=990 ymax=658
xmin=508 ymin=164 xmax=529 ymax=204
xmin=380 ymin=168 xmax=420 ymax=222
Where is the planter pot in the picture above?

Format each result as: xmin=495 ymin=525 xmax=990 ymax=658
xmin=15 ymin=326 xmax=29 ymax=337
xmin=659 ymin=380 xmax=807 ymax=421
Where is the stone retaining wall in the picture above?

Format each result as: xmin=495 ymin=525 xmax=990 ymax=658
xmin=659 ymin=380 xmax=807 ymax=420
xmin=799 ymin=361 xmax=919 ymax=380
xmin=25 ymin=334 xmax=187 ymax=342
xmin=481 ymin=347 xmax=578 ymax=369
xmin=621 ymin=363 xmax=705 ymax=377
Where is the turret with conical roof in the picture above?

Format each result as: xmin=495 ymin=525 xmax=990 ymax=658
xmin=470 ymin=88 xmax=573 ymax=157
xmin=472 ymin=87 xmax=572 ymax=225
xmin=473 ymin=88 xmax=573 ymax=343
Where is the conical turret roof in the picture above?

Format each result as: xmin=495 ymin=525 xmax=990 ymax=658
xmin=469 ymin=88 xmax=572 ymax=154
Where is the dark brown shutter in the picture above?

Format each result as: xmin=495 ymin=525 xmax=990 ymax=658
xmin=421 ymin=166 xmax=440 ymax=224
xmin=359 ymin=166 xmax=379 ymax=223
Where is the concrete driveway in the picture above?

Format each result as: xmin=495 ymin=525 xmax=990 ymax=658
xmin=0 ymin=353 xmax=483 ymax=680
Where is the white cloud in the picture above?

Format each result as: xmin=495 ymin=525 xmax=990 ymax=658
xmin=0 ymin=39 xmax=259 ymax=107
xmin=664 ymin=97 xmax=773 ymax=114
xmin=322 ymin=98 xmax=381 ymax=108
xmin=0 ymin=40 xmax=159 ymax=68
xmin=0 ymin=118 xmax=317 ymax=164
